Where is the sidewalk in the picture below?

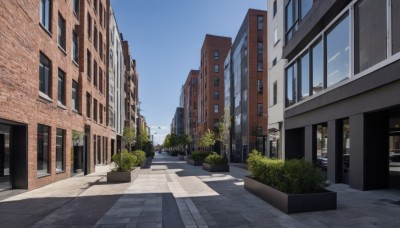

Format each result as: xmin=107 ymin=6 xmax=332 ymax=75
xmin=1 ymin=154 xmax=400 ymax=227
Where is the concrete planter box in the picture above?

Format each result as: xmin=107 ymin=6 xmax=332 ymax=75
xmin=107 ymin=167 xmax=140 ymax=183
xmin=244 ymin=176 xmax=336 ymax=214
xmin=178 ymin=154 xmax=185 ymax=161
xmin=187 ymin=158 xmax=203 ymax=166
xmin=203 ymin=163 xmax=229 ymax=172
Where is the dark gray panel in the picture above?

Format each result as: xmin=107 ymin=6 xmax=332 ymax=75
xmin=304 ymin=125 xmax=314 ymax=162
xmin=12 ymin=125 xmax=28 ymax=189
xmin=327 ymin=120 xmax=337 ymax=183
xmin=349 ymin=114 xmax=364 ymax=190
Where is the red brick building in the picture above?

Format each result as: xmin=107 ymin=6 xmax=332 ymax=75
xmin=195 ymin=35 xmax=231 ymax=150
xmin=183 ymin=70 xmax=199 ymax=152
xmin=0 ymin=0 xmax=127 ymax=190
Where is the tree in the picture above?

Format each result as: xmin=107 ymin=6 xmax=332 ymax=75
xmin=179 ymin=134 xmax=192 ymax=155
xmin=199 ymin=129 xmax=216 ymax=152
xmin=137 ymin=124 xmax=149 ymax=150
xmin=217 ymin=108 xmax=232 ymax=156
xmin=123 ymin=126 xmax=136 ymax=151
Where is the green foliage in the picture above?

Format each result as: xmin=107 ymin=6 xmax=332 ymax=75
xmin=190 ymin=151 xmax=211 ymax=162
xmin=112 ymin=149 xmax=139 ymax=172
xmin=247 ymin=150 xmax=327 ymax=194
xmin=179 ymin=134 xmax=192 ymax=146
xmin=123 ymin=126 xmax=136 ymax=149
xmin=205 ymin=152 xmax=228 ymax=165
xmin=199 ymin=129 xmax=216 ymax=150
xmin=132 ymin=150 xmax=146 ymax=165
xmin=137 ymin=124 xmax=149 ymax=150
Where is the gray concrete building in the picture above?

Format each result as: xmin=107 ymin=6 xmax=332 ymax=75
xmin=282 ymin=0 xmax=400 ymax=190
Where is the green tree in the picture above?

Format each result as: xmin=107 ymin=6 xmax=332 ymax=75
xmin=137 ymin=124 xmax=149 ymax=150
xmin=179 ymin=134 xmax=192 ymax=155
xmin=199 ymin=129 xmax=216 ymax=152
xmin=123 ymin=126 xmax=136 ymax=151
xmin=217 ymin=108 xmax=232 ymax=156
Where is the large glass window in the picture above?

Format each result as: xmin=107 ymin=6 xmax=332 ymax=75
xmin=87 ymin=13 xmax=92 ymax=39
xmin=285 ymin=0 xmax=298 ymax=41
xmin=72 ymin=31 xmax=79 ymax=63
xmin=327 ymin=14 xmax=350 ymax=87
xmin=354 ymin=0 xmax=387 ymax=73
xmin=56 ymin=128 xmax=65 ymax=172
xmin=72 ymin=80 xmax=78 ymax=111
xmin=58 ymin=14 xmax=66 ymax=50
xmin=40 ymin=0 xmax=52 ymax=32
xmin=58 ymin=69 xmax=65 ymax=105
xmin=73 ymin=0 xmax=79 ymax=17
xmin=392 ymin=0 xmax=400 ymax=54
xmin=300 ymin=52 xmax=310 ymax=99
xmin=37 ymin=124 xmax=50 ymax=176
xmin=257 ymin=15 xmax=263 ymax=30
xmin=286 ymin=63 xmax=297 ymax=107
xmin=312 ymin=40 xmax=323 ymax=94
xmin=39 ymin=53 xmax=51 ymax=97
xmin=86 ymin=92 xmax=91 ymax=118
xmin=301 ymin=0 xmax=313 ymax=19
xmin=315 ymin=123 xmax=328 ymax=177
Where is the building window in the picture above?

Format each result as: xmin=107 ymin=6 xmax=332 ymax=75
xmin=39 ymin=53 xmax=51 ymax=97
xmin=315 ymin=123 xmax=328 ymax=174
xmin=214 ymin=50 xmax=219 ymax=60
xmin=99 ymin=33 xmax=103 ymax=61
xmin=257 ymin=80 xmax=263 ymax=94
xmin=213 ymin=119 xmax=219 ymax=131
xmin=94 ymin=99 xmax=97 ymax=122
xmin=272 ymin=57 xmax=277 ymax=66
xmin=354 ymin=0 xmax=387 ymax=74
xmin=94 ymin=60 xmax=98 ymax=87
xmin=72 ymin=80 xmax=78 ymax=111
xmin=93 ymin=0 xmax=97 ymax=13
xmin=58 ymin=69 xmax=65 ymax=105
xmin=56 ymin=128 xmax=65 ymax=173
xmin=273 ymin=0 xmax=277 ymax=17
xmin=257 ymin=42 xmax=263 ymax=55
xmin=86 ymin=92 xmax=91 ymax=118
xmin=273 ymin=81 xmax=277 ymax=105
xmin=312 ymin=39 xmax=323 ymax=94
xmin=87 ymin=13 xmax=92 ymax=39
xmin=274 ymin=27 xmax=278 ymax=44
xmin=285 ymin=0 xmax=313 ymax=41
xmin=73 ymin=0 xmax=79 ymax=17
xmin=214 ymin=91 xmax=219 ymax=100
xmin=286 ymin=63 xmax=297 ymax=107
xmin=214 ymin=77 xmax=219 ymax=87
xmin=99 ymin=68 xmax=103 ymax=93
xmin=40 ymin=0 xmax=52 ymax=32
xmin=257 ymin=61 xmax=263 ymax=72
xmin=326 ymin=14 xmax=350 ymax=87
xmin=94 ymin=26 xmax=98 ymax=51
xmin=214 ymin=64 xmax=219 ymax=73
xmin=257 ymin=103 xmax=263 ymax=116
xmin=301 ymin=0 xmax=313 ymax=19
xmin=37 ymin=124 xmax=50 ymax=176
xmin=257 ymin=15 xmax=263 ymax=30
xmin=100 ymin=2 xmax=103 ymax=26
xmin=58 ymin=14 xmax=66 ymax=50
xmin=300 ymin=51 xmax=310 ymax=100
xmin=72 ymin=31 xmax=79 ymax=63
xmin=99 ymin=103 xmax=103 ymax=124
xmin=87 ymin=50 xmax=91 ymax=80
xmin=393 ymin=1 xmax=400 ymax=54
xmin=214 ymin=104 xmax=219 ymax=113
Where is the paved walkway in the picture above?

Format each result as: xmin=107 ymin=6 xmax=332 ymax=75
xmin=1 ymin=153 xmax=400 ymax=227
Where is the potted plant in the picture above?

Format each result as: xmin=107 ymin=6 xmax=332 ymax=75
xmin=203 ymin=152 xmax=229 ymax=172
xmin=187 ymin=151 xmax=209 ymax=166
xmin=132 ymin=149 xmax=146 ymax=167
xmin=107 ymin=149 xmax=140 ymax=183
xmin=244 ymin=150 xmax=336 ymax=214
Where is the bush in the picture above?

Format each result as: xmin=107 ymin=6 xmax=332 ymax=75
xmin=132 ymin=150 xmax=146 ymax=165
xmin=112 ymin=149 xmax=139 ymax=172
xmin=205 ymin=152 xmax=228 ymax=165
xmin=190 ymin=151 xmax=210 ymax=161
xmin=247 ymin=150 xmax=327 ymax=194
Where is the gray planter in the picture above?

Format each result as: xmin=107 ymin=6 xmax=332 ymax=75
xmin=244 ymin=176 xmax=336 ymax=214
xmin=107 ymin=167 xmax=140 ymax=183
xmin=203 ymin=163 xmax=229 ymax=172
xmin=187 ymin=158 xmax=203 ymax=166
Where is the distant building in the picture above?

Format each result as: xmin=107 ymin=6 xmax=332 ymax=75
xmin=183 ymin=70 xmax=199 ymax=152
xmin=224 ymin=9 xmax=268 ymax=162
xmin=171 ymin=108 xmax=184 ymax=135
xmin=196 ymin=35 xmax=232 ymax=151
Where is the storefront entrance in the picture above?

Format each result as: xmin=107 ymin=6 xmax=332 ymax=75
xmin=389 ymin=114 xmax=400 ymax=187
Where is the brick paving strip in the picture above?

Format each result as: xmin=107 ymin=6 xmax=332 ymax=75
xmin=95 ymin=162 xmax=209 ymax=228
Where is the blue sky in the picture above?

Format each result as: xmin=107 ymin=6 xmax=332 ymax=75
xmin=111 ymin=0 xmax=267 ymax=145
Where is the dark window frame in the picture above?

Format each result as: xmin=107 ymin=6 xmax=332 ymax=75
xmin=72 ymin=80 xmax=79 ymax=112
xmin=56 ymin=128 xmax=65 ymax=173
xmin=40 ymin=0 xmax=52 ymax=33
xmin=39 ymin=53 xmax=52 ymax=98
xmin=37 ymin=124 xmax=50 ymax=176
xmin=58 ymin=68 xmax=66 ymax=105
xmin=58 ymin=13 xmax=66 ymax=50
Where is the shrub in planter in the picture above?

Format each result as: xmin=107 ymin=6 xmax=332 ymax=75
xmin=190 ymin=151 xmax=210 ymax=161
xmin=247 ymin=151 xmax=327 ymax=194
xmin=132 ymin=150 xmax=146 ymax=166
xmin=112 ymin=149 xmax=139 ymax=172
xmin=205 ymin=153 xmax=228 ymax=165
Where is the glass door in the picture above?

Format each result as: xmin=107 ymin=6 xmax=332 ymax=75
xmin=389 ymin=134 xmax=400 ymax=186
xmin=341 ymin=119 xmax=350 ymax=184
xmin=0 ymin=124 xmax=11 ymax=191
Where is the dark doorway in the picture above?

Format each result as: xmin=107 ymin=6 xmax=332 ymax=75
xmin=389 ymin=112 xmax=400 ymax=187
xmin=0 ymin=125 xmax=11 ymax=191
xmin=111 ymin=139 xmax=115 ymax=157
xmin=338 ymin=119 xmax=350 ymax=184
xmin=71 ymin=130 xmax=84 ymax=176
